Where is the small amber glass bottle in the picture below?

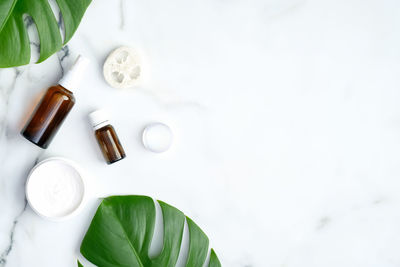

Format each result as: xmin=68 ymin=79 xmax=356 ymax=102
xmin=21 ymin=56 xmax=90 ymax=149
xmin=89 ymin=110 xmax=126 ymax=164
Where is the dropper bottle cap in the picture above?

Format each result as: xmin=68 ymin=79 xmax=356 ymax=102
xmin=88 ymin=109 xmax=110 ymax=130
xmin=59 ymin=55 xmax=90 ymax=91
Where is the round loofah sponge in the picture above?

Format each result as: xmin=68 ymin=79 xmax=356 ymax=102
xmin=103 ymin=46 xmax=142 ymax=89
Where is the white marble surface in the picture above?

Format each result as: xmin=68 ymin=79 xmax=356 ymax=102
xmin=1 ymin=0 xmax=400 ymax=266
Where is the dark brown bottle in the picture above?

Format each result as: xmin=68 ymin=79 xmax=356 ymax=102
xmin=21 ymin=55 xmax=89 ymax=149
xmin=89 ymin=110 xmax=126 ymax=164
xmin=21 ymin=85 xmax=75 ymax=148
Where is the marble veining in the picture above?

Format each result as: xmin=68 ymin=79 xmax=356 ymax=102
xmin=0 ymin=69 xmax=21 ymax=143
xmin=57 ymin=46 xmax=70 ymax=77
xmin=119 ymin=0 xmax=126 ymax=31
xmin=0 ymin=197 xmax=27 ymax=266
xmin=0 ymin=154 xmax=42 ymax=267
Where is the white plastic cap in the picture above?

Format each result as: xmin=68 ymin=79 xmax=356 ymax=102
xmin=142 ymin=123 xmax=173 ymax=153
xmin=88 ymin=109 xmax=110 ymax=130
xmin=59 ymin=55 xmax=90 ymax=91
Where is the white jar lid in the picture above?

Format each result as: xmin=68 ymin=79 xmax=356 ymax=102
xmin=25 ymin=157 xmax=86 ymax=221
xmin=142 ymin=123 xmax=173 ymax=153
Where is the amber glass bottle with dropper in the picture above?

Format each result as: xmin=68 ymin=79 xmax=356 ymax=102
xmin=21 ymin=56 xmax=90 ymax=149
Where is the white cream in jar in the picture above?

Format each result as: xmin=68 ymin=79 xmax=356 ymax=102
xmin=26 ymin=158 xmax=86 ymax=220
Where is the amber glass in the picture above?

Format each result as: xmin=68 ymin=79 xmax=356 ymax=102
xmin=21 ymin=85 xmax=75 ymax=149
xmin=95 ymin=124 xmax=126 ymax=164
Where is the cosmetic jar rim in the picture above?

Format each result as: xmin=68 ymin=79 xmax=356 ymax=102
xmin=25 ymin=157 xmax=86 ymax=221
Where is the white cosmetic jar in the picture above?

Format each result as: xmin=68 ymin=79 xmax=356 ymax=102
xmin=26 ymin=157 xmax=86 ymax=221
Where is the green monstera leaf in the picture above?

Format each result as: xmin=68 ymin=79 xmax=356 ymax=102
xmin=80 ymin=196 xmax=221 ymax=267
xmin=0 ymin=0 xmax=91 ymax=67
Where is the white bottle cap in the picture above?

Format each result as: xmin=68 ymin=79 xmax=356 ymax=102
xmin=142 ymin=123 xmax=173 ymax=153
xmin=59 ymin=55 xmax=90 ymax=91
xmin=88 ymin=109 xmax=110 ymax=130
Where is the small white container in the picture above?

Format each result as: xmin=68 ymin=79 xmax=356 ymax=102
xmin=142 ymin=123 xmax=173 ymax=153
xmin=26 ymin=157 xmax=86 ymax=221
